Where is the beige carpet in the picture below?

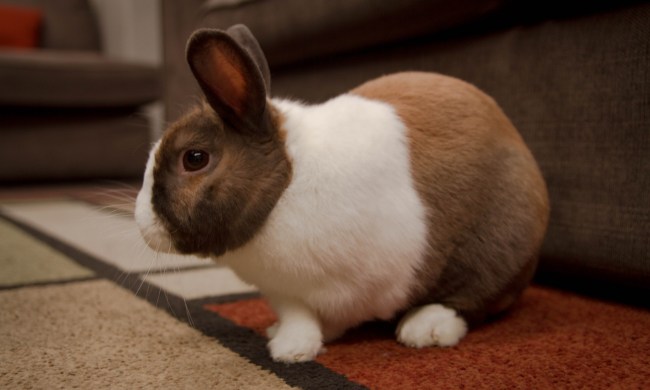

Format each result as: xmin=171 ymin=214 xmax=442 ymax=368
xmin=1 ymin=280 xmax=293 ymax=389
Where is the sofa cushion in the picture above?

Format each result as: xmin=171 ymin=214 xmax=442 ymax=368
xmin=200 ymin=0 xmax=509 ymax=67
xmin=2 ymin=0 xmax=100 ymax=50
xmin=268 ymin=3 xmax=650 ymax=293
xmin=0 ymin=4 xmax=43 ymax=49
xmin=0 ymin=109 xmax=150 ymax=181
xmin=0 ymin=50 xmax=161 ymax=108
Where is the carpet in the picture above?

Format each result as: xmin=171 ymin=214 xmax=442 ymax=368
xmin=1 ymin=184 xmax=648 ymax=389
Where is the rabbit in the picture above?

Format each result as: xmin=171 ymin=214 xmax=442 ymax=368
xmin=135 ymin=24 xmax=550 ymax=363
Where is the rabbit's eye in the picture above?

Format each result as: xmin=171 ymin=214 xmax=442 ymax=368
xmin=182 ymin=150 xmax=210 ymax=172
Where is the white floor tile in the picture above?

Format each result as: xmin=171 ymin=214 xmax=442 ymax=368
xmin=1 ymin=200 xmax=208 ymax=272
xmin=143 ymin=267 xmax=257 ymax=300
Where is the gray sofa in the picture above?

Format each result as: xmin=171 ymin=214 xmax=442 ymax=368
xmin=0 ymin=0 xmax=161 ymax=181
xmin=161 ymin=0 xmax=649 ymax=302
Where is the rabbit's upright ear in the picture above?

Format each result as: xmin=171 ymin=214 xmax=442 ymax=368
xmin=226 ymin=24 xmax=271 ymax=95
xmin=186 ymin=28 xmax=269 ymax=134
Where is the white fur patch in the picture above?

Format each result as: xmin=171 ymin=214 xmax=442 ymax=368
xmin=135 ymin=140 xmax=176 ymax=253
xmin=397 ymin=304 xmax=468 ymax=348
xmin=223 ymin=94 xmax=429 ymax=339
xmin=266 ymin=298 xmax=324 ymax=363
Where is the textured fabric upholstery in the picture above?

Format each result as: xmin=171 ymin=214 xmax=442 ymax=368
xmin=0 ymin=110 xmax=150 ymax=180
xmin=0 ymin=50 xmax=161 ymax=108
xmin=200 ymin=0 xmax=508 ymax=67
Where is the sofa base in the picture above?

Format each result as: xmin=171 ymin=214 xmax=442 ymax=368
xmin=0 ymin=110 xmax=150 ymax=182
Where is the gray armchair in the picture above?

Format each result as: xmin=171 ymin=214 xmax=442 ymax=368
xmin=0 ymin=0 xmax=161 ymax=181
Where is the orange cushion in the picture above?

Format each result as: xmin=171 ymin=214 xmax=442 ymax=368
xmin=0 ymin=4 xmax=43 ymax=49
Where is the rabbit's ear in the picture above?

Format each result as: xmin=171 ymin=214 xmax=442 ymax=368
xmin=186 ymin=28 xmax=268 ymax=134
xmin=226 ymin=24 xmax=271 ymax=95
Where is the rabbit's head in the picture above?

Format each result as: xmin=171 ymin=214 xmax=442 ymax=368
xmin=135 ymin=26 xmax=291 ymax=257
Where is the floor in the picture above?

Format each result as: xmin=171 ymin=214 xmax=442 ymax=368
xmin=0 ymin=181 xmax=298 ymax=389
xmin=2 ymin=181 xmax=649 ymax=389
xmin=0 ymin=180 xmax=257 ymax=300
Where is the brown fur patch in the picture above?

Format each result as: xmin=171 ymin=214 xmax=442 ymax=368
xmin=352 ymin=72 xmax=549 ymax=324
xmin=152 ymin=103 xmax=292 ymax=257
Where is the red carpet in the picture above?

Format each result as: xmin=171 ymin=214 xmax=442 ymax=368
xmin=207 ymin=286 xmax=650 ymax=389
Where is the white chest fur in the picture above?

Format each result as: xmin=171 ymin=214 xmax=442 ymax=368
xmin=223 ymin=94 xmax=429 ymax=330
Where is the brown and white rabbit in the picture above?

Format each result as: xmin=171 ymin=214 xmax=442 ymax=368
xmin=135 ymin=25 xmax=549 ymax=363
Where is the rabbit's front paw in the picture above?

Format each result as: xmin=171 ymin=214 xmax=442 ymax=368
xmin=397 ymin=304 xmax=467 ymax=348
xmin=268 ymin=331 xmax=323 ymax=363
xmin=266 ymin=323 xmax=278 ymax=338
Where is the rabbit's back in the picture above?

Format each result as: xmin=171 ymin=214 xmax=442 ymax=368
xmin=353 ymin=72 xmax=550 ymax=323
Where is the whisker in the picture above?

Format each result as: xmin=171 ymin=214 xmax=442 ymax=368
xmin=135 ymin=238 xmax=159 ymax=297
xmin=115 ymin=269 xmax=128 ymax=287
xmin=89 ymin=183 xmax=198 ymax=328
xmin=92 ymin=203 xmax=135 ymax=214
xmin=155 ymin=253 xmax=164 ymax=308
xmin=163 ymin=290 xmax=178 ymax=319
xmin=183 ymin=296 xmax=195 ymax=328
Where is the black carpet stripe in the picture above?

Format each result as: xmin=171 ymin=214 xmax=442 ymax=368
xmin=0 ymin=275 xmax=101 ymax=291
xmin=0 ymin=211 xmax=367 ymax=390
